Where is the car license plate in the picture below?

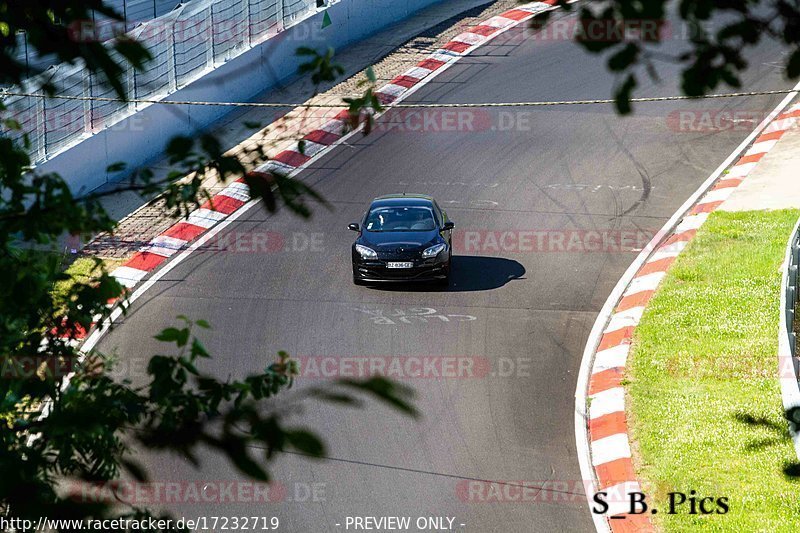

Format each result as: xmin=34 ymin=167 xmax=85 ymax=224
xmin=387 ymin=261 xmax=413 ymax=269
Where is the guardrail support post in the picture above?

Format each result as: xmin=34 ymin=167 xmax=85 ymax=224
xmin=167 ymin=18 xmax=177 ymax=92
xmin=243 ymin=0 xmax=252 ymax=49
xmin=82 ymin=68 xmax=92 ymax=135
xmin=207 ymin=5 xmax=216 ymax=69
xmin=40 ymin=95 xmax=49 ymax=159
xmin=33 ymin=93 xmax=45 ymax=161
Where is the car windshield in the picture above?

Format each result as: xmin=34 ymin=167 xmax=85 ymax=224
xmin=364 ymin=205 xmax=436 ymax=232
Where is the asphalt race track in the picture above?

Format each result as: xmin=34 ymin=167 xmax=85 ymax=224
xmin=98 ymin=9 xmax=795 ymax=532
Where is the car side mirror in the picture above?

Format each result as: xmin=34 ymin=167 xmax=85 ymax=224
xmin=443 ymin=221 xmax=455 ymax=230
xmin=348 ymin=223 xmax=360 ymax=232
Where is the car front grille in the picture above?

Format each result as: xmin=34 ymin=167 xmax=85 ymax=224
xmin=377 ymin=250 xmax=420 ymax=261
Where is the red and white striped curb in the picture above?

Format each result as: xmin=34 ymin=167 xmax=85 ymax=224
xmin=77 ymin=1 xmax=558 ymax=330
xmin=585 ymin=101 xmax=800 ymax=531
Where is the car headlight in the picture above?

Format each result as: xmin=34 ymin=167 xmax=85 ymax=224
xmin=422 ymin=243 xmax=447 ymax=258
xmin=355 ymin=244 xmax=378 ymax=260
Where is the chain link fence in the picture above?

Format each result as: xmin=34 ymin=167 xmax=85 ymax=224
xmin=3 ymin=0 xmax=324 ymax=164
xmin=12 ymin=1 xmax=184 ymax=79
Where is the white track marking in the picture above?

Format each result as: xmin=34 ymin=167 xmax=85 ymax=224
xmin=588 ymin=387 xmax=625 ymax=420
xmin=109 ymin=266 xmax=149 ymax=288
xmin=186 ymin=208 xmax=227 ymax=228
xmin=593 ymin=345 xmax=631 ymax=373
xmin=591 ymin=434 xmax=632 ymax=466
xmin=624 ymin=272 xmax=666 ymax=296
xmin=603 ymin=307 xmax=645 ymax=334
xmin=139 ymin=235 xmax=186 ymax=257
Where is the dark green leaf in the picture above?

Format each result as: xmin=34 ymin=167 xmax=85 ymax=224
xmin=165 ymin=136 xmax=194 ymax=163
xmin=154 ymin=327 xmax=190 ymax=347
xmin=608 ymin=43 xmax=639 ymax=72
xmin=787 ymin=48 xmax=800 ymax=79
xmin=229 ymin=447 xmax=269 ymax=481
xmin=337 ymin=377 xmax=419 ymax=418
xmin=614 ymin=74 xmax=638 ymax=115
xmin=285 ymin=430 xmax=326 ymax=457
xmin=191 ymin=338 xmax=210 ymax=359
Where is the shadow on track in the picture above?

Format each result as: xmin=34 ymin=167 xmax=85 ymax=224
xmin=367 ymin=255 xmax=526 ymax=292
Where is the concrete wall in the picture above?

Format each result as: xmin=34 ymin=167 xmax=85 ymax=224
xmin=39 ymin=0 xmax=446 ymax=194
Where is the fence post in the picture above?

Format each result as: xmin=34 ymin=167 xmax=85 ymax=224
xmin=207 ymin=4 xmax=216 ymax=69
xmin=278 ymin=0 xmax=285 ymax=32
xmin=26 ymin=94 xmax=44 ymax=163
xmin=131 ymin=64 xmax=138 ymax=112
xmin=243 ymin=0 xmax=252 ymax=49
xmin=167 ymin=16 xmax=178 ymax=91
xmin=21 ymin=31 xmax=30 ymax=78
xmin=82 ymin=67 xmax=93 ymax=135
xmin=40 ymin=93 xmax=49 ymax=160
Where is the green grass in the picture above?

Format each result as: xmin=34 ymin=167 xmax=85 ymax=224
xmin=53 ymin=257 xmax=98 ymax=300
xmin=627 ymin=209 xmax=800 ymax=532
xmin=52 ymin=256 xmax=123 ymax=302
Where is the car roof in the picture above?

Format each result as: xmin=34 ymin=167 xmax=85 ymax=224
xmin=370 ymin=194 xmax=435 ymax=208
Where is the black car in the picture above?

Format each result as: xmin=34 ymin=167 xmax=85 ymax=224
xmin=349 ymin=194 xmax=454 ymax=285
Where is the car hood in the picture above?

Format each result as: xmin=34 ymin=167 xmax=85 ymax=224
xmin=360 ymin=229 xmax=440 ymax=251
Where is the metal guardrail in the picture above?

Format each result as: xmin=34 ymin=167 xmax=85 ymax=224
xmin=779 ymin=216 xmax=800 ymax=458
xmin=2 ymin=0 xmax=326 ymax=164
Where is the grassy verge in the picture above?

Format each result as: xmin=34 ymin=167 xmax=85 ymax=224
xmin=52 ymin=256 xmax=123 ymax=303
xmin=627 ymin=209 xmax=800 ymax=531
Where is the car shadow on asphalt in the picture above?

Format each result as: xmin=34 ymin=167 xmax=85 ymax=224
xmin=367 ymin=255 xmax=526 ymax=292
